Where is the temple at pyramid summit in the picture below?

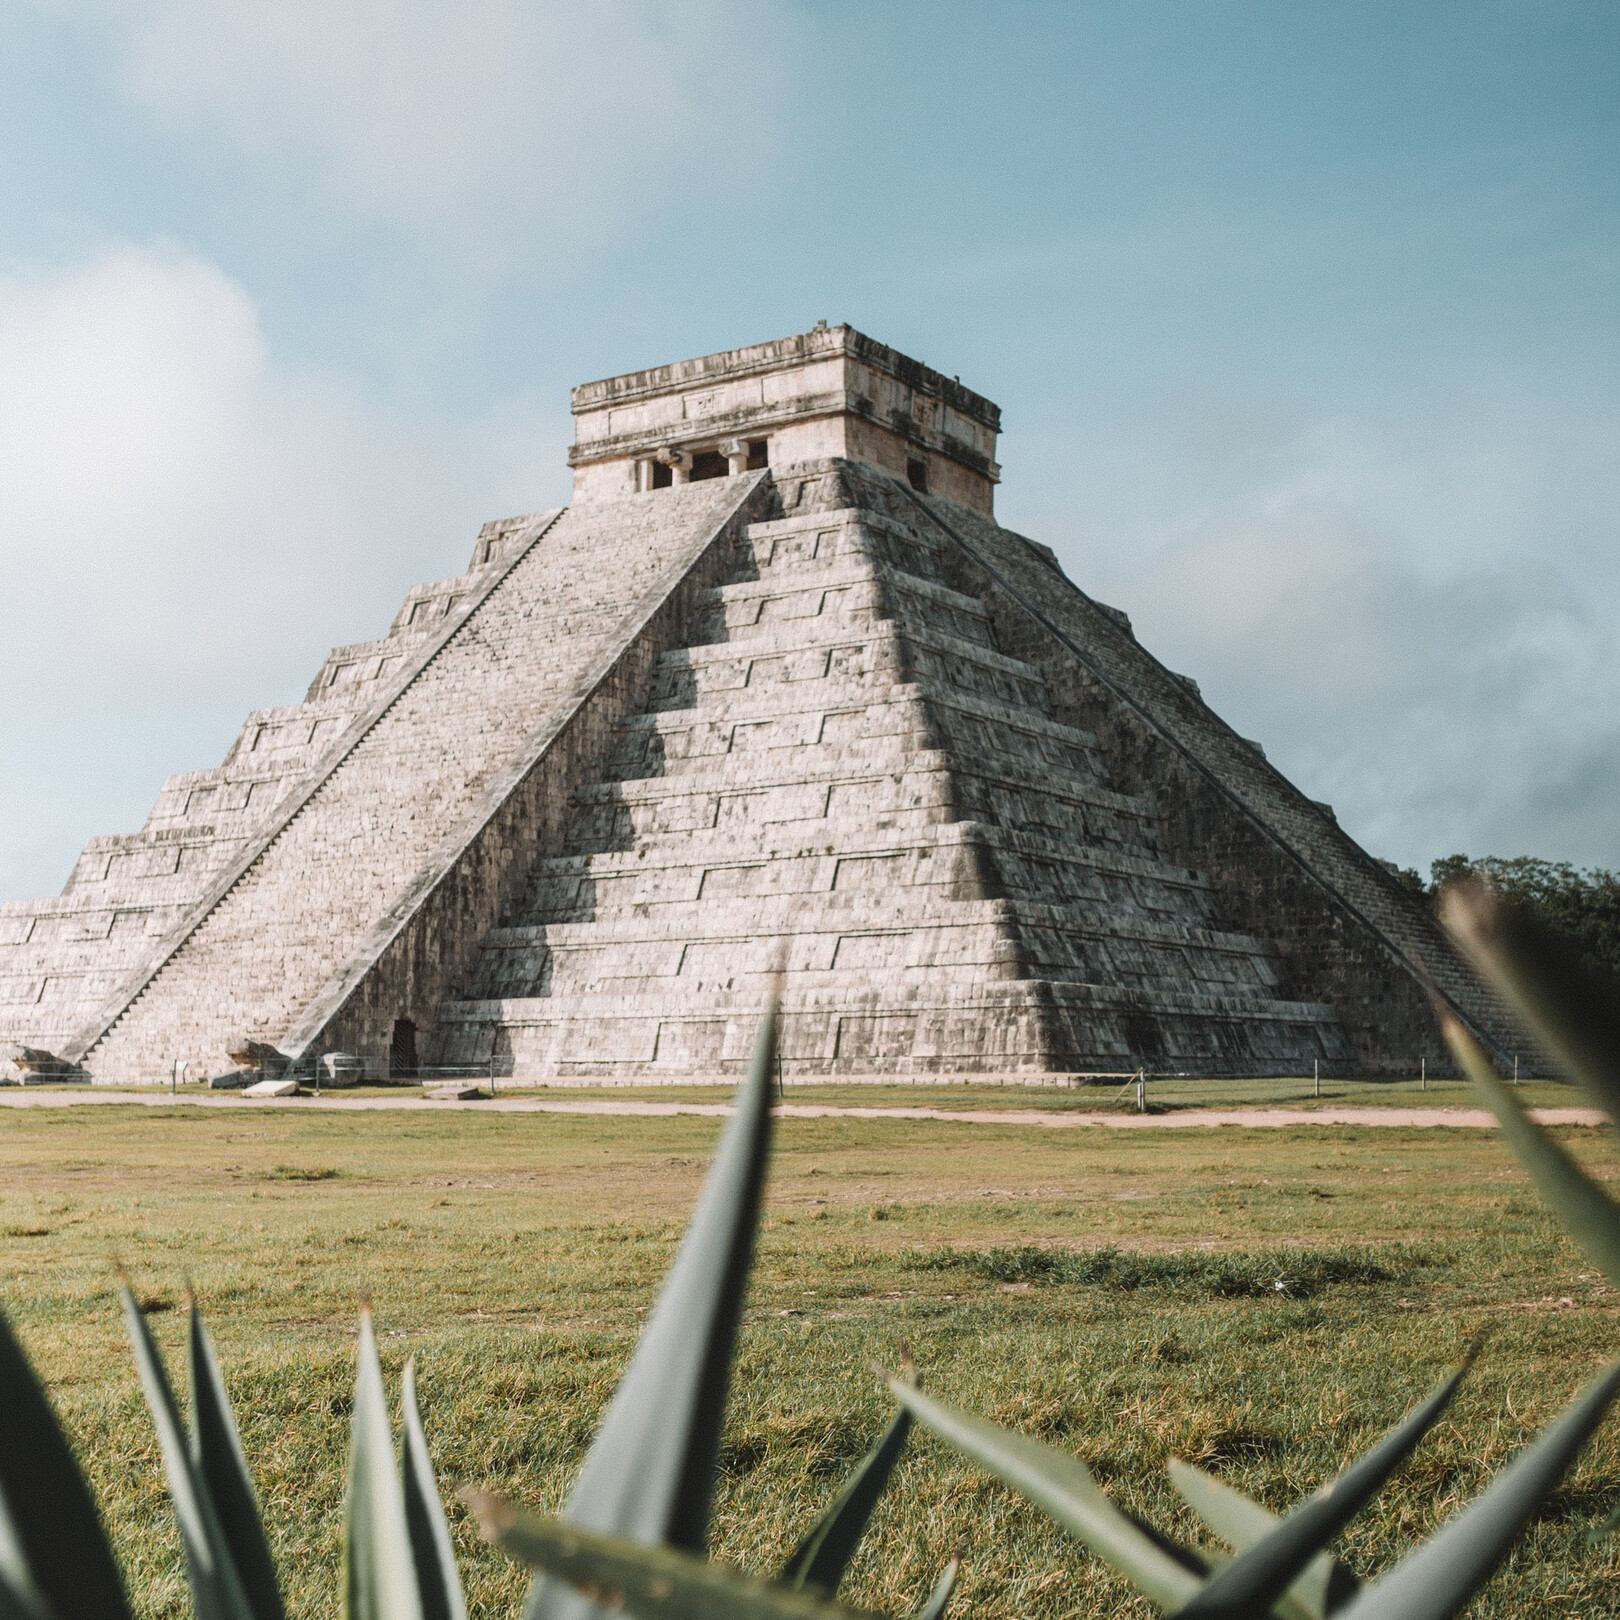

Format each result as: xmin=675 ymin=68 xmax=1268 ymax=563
xmin=1 ymin=325 xmax=1519 ymax=1085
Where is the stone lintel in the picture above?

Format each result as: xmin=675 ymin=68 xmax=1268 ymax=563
xmin=569 ymin=325 xmax=1002 ymax=515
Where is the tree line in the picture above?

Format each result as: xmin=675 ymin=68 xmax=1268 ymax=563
xmin=1389 ymin=855 xmax=1620 ymax=979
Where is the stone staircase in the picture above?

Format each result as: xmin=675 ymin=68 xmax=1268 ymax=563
xmin=0 ymin=515 xmax=544 ymax=1065
xmin=3 ymin=478 xmax=768 ymax=1082
xmin=3 ymin=319 xmax=1520 ymax=1085
xmin=914 ymin=486 xmax=1523 ymax=1061
xmin=431 ymin=506 xmax=1348 ymax=1078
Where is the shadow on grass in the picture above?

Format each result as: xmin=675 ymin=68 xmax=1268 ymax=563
xmin=899 ymin=1243 xmax=1437 ymax=1297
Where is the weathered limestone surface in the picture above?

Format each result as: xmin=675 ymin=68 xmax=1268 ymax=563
xmin=570 ymin=325 xmax=1001 ymax=514
xmin=0 ymin=325 xmax=1515 ymax=1082
xmin=430 ymin=495 xmax=1349 ymax=1077
xmin=771 ymin=460 xmax=1518 ymax=1069
xmin=1 ymin=478 xmax=767 ymax=1081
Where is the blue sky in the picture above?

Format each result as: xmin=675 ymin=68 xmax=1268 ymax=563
xmin=2 ymin=0 xmax=1617 ymax=899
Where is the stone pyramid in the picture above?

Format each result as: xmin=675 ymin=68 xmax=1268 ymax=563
xmin=1 ymin=326 xmax=1517 ymax=1083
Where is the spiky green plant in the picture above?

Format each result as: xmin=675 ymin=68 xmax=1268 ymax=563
xmin=5 ymin=906 xmax=1620 ymax=1620
xmin=465 ymin=1002 xmax=949 ymax=1620
xmin=833 ymin=882 xmax=1620 ymax=1620
xmin=0 ymin=997 xmax=944 ymax=1620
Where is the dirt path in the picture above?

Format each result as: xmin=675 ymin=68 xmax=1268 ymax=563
xmin=0 ymin=1089 xmax=1603 ymax=1130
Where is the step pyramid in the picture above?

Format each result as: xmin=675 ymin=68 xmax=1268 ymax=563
xmin=0 ymin=325 xmax=1518 ymax=1083
xmin=433 ymin=499 xmax=1349 ymax=1077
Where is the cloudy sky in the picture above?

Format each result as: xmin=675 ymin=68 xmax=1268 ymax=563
xmin=2 ymin=0 xmax=1617 ymax=899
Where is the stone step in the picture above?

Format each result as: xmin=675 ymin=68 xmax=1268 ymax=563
xmin=518 ymin=849 xmax=1206 ymax=925
xmin=607 ymin=719 xmax=1107 ymax=791
xmin=573 ymin=747 xmax=1152 ymax=821
xmin=477 ymin=894 xmax=1276 ymax=966
xmin=463 ymin=912 xmax=1288 ymax=1008
xmin=605 ymin=686 xmax=1107 ymax=784
xmin=442 ymin=978 xmax=1338 ymax=1023
xmin=700 ymin=633 xmax=1043 ymax=719
xmin=430 ymin=974 xmax=1344 ymax=1079
xmin=655 ymin=609 xmax=1043 ymax=685
xmin=564 ymin=786 xmax=1165 ymax=864
xmin=699 ymin=554 xmax=980 ymax=614
xmin=615 ymin=677 xmax=1099 ymax=751
xmin=521 ymin=820 xmax=1213 ymax=909
xmin=690 ymin=562 xmax=997 ymax=649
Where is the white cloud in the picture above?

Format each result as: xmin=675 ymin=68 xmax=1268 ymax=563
xmin=34 ymin=0 xmax=799 ymax=259
xmin=0 ymin=243 xmax=569 ymax=896
xmin=1017 ymin=381 xmax=1620 ymax=874
xmin=1110 ymin=491 xmax=1620 ymax=874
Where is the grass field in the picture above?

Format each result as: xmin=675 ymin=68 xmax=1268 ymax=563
xmin=489 ymin=1073 xmax=1584 ymax=1112
xmin=4 ymin=1098 xmax=1619 ymax=1618
xmin=26 ymin=1070 xmax=1583 ymax=1112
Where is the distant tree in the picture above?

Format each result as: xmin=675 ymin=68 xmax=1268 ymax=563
xmin=1383 ymin=862 xmax=1427 ymax=898
xmin=1428 ymin=854 xmax=1620 ymax=979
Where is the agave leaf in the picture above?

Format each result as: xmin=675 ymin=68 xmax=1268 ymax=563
xmin=188 ymin=1302 xmax=285 ymax=1620
xmin=1166 ymin=1463 xmax=1352 ymax=1620
xmin=1440 ymin=880 xmax=1620 ymax=1116
xmin=469 ymin=1494 xmax=872 ymax=1620
xmin=1442 ymin=1012 xmax=1620 ymax=1290
xmin=120 ymin=1283 xmax=256 ymax=1620
xmin=1335 ymin=1356 xmax=1620 ymax=1620
xmin=525 ymin=1000 xmax=779 ymax=1620
xmin=912 ymin=1547 xmax=962 ymax=1620
xmin=0 ymin=1302 xmax=128 ymax=1620
xmin=344 ymin=1310 xmax=423 ymax=1620
xmin=1168 ymin=1458 xmax=1280 ymax=1549
xmin=1174 ymin=1345 xmax=1479 ymax=1618
xmin=401 ymin=1359 xmax=468 ymax=1620
xmin=0 ymin=1481 xmax=53 ymax=1620
xmin=886 ymin=1379 xmax=1200 ymax=1612
xmin=1586 ymin=1498 xmax=1620 ymax=1548
xmin=781 ymin=1401 xmax=912 ymax=1593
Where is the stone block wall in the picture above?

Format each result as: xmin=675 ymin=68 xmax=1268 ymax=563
xmin=830 ymin=466 xmax=1518 ymax=1072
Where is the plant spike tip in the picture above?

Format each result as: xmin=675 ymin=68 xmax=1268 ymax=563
xmin=121 ymin=1280 xmax=257 ymax=1620
xmin=401 ymin=1358 xmax=469 ymax=1620
xmin=780 ymin=1401 xmax=914 ymax=1594
xmin=1440 ymin=878 xmax=1620 ymax=1115
xmin=913 ymin=1545 xmax=963 ymax=1620
xmin=0 ymin=1304 xmax=130 ymax=1620
xmin=343 ymin=1310 xmax=423 ymax=1620
xmin=188 ymin=1302 xmax=285 ymax=1620
xmin=524 ymin=999 xmax=781 ymax=1620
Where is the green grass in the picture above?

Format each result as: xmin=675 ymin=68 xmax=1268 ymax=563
xmin=576 ymin=1073 xmax=1579 ymax=1112
xmin=23 ymin=1072 xmax=1585 ymax=1112
xmin=4 ymin=1103 xmax=1620 ymax=1618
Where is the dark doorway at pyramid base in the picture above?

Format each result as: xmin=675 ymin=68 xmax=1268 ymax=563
xmin=389 ymin=1018 xmax=418 ymax=1080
